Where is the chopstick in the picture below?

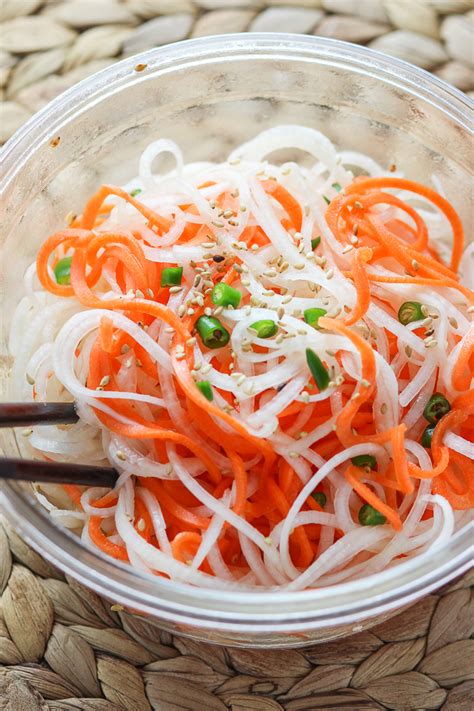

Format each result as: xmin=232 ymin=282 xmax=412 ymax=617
xmin=0 ymin=457 xmax=117 ymax=488
xmin=0 ymin=402 xmax=78 ymax=428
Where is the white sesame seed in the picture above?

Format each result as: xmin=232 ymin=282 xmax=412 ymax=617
xmin=22 ymin=428 xmax=33 ymax=437
xmin=116 ymin=450 xmax=127 ymax=461
xmin=186 ymin=337 xmax=196 ymax=346
xmin=277 ymin=307 xmax=285 ymax=320
xmin=294 ymin=263 xmax=305 ymax=270
xmin=99 ymin=375 xmax=110 ymax=388
xmin=26 ymin=373 xmax=35 ymax=385
xmin=380 ymin=403 xmax=388 ymax=415
xmin=135 ymin=289 xmax=144 ymax=299
xmin=178 ymin=305 xmax=186 ymax=317
xmin=425 ymin=340 xmax=438 ymax=349
xmin=169 ymin=285 xmax=183 ymax=294
xmin=186 ymin=308 xmax=195 ymax=316
xmin=288 ymin=451 xmax=299 ymax=458
xmin=175 ymin=353 xmax=186 ymax=360
xmin=263 ymin=269 xmax=277 ymax=278
xmin=137 ymin=518 xmax=146 ymax=532
xmin=301 ymin=391 xmax=310 ymax=403
xmin=448 ymin=316 xmax=458 ymax=329
xmin=326 ymin=269 xmax=334 ymax=279
xmin=360 ymin=378 xmax=371 ymax=388
xmin=350 ymin=235 xmax=359 ymax=245
xmin=201 ymin=364 xmax=212 ymax=374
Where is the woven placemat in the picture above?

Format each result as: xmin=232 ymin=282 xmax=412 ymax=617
xmin=1 ymin=517 xmax=473 ymax=711
xmin=1 ymin=2 xmax=474 ymax=710
xmin=1 ymin=1 xmax=473 ymax=143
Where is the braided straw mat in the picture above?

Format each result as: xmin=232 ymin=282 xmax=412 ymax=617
xmin=1 ymin=2 xmax=474 ymax=710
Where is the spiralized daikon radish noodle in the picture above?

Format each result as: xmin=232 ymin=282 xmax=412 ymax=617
xmin=11 ymin=126 xmax=473 ymax=592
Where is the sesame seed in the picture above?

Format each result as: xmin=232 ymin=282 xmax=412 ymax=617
xmin=136 ymin=359 xmax=142 ymax=367
xmin=26 ymin=373 xmax=35 ymax=385
xmin=125 ymin=358 xmax=133 ymax=368
xmin=164 ymin=327 xmax=175 ymax=334
xmin=326 ymin=269 xmax=334 ymax=279
xmin=288 ymin=451 xmax=299 ymax=458
xmin=169 ymin=285 xmax=183 ymax=294
xmin=360 ymin=378 xmax=371 ymax=388
xmin=294 ymin=263 xmax=305 ymax=270
xmin=279 ymin=262 xmax=289 ymax=273
xmin=264 ymin=536 xmax=273 ymax=546
xmin=211 ymin=221 xmax=225 ymax=228
xmin=354 ymin=200 xmax=363 ymax=209
xmin=241 ymin=279 xmax=250 ymax=287
xmin=213 ymin=306 xmax=224 ymax=316
xmin=178 ymin=305 xmax=186 ymax=317
xmin=201 ymin=364 xmax=212 ymax=374
xmin=22 ymin=428 xmax=33 ymax=437
xmin=277 ymin=307 xmax=285 ymax=320
xmin=301 ymin=391 xmax=310 ymax=403
xmin=65 ymin=211 xmax=76 ymax=226
xmin=116 ymin=450 xmax=127 ymax=461
xmin=263 ymin=269 xmax=277 ymax=278
xmin=110 ymin=604 xmax=124 ymax=612
xmin=350 ymin=234 xmax=359 ymax=244
xmin=135 ymin=289 xmax=144 ymax=299
xmin=381 ymin=403 xmax=388 ymax=415
xmin=467 ymin=305 xmax=474 ymax=313
xmin=186 ymin=308 xmax=195 ymax=316
xmin=411 ymin=260 xmax=419 ymax=271
xmin=186 ymin=337 xmax=196 ymax=346
xmin=175 ymin=353 xmax=186 ymax=360
xmin=448 ymin=316 xmax=458 ymax=329
xmin=281 ymin=295 xmax=292 ymax=304
xmin=137 ymin=518 xmax=146 ymax=532
xmin=99 ymin=375 xmax=110 ymax=388
xmin=251 ymin=243 xmax=258 ymax=250
xmin=275 ymin=334 xmax=284 ymax=344
xmin=405 ymin=345 xmax=413 ymax=357
xmin=425 ymin=340 xmax=438 ymax=349
xmin=237 ymin=374 xmax=246 ymax=386
xmin=120 ymin=344 xmax=130 ymax=354
xmin=297 ymin=329 xmax=307 ymax=336
xmin=342 ymin=244 xmax=353 ymax=254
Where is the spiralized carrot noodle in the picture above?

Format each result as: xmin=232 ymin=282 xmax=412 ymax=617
xmin=11 ymin=126 xmax=473 ymax=592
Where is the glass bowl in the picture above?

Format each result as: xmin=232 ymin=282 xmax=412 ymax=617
xmin=0 ymin=34 xmax=472 ymax=648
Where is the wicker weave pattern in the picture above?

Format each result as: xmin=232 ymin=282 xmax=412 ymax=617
xmin=1 ymin=2 xmax=474 ymax=709
xmin=0 ymin=0 xmax=473 ymax=143
xmin=1 ymin=518 xmax=473 ymax=710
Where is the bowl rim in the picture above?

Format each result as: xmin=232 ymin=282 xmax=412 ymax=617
xmin=1 ymin=33 xmax=473 ymax=633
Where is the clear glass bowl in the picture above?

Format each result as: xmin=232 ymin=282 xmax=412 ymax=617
xmin=0 ymin=34 xmax=472 ymax=648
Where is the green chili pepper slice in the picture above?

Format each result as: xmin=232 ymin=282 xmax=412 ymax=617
xmin=249 ymin=320 xmax=278 ymax=339
xmin=359 ymin=504 xmax=386 ymax=526
xmin=421 ymin=424 xmax=436 ymax=448
xmin=161 ymin=267 xmax=183 ymax=287
xmin=130 ymin=188 xmax=142 ymax=197
xmin=54 ymin=256 xmax=73 ymax=285
xmin=304 ymin=308 xmax=327 ymax=329
xmin=423 ymin=393 xmax=450 ymax=424
xmin=196 ymin=381 xmax=213 ymax=401
xmin=305 ymin=349 xmax=330 ymax=391
xmin=211 ymin=283 xmax=241 ymax=308
xmin=196 ymin=316 xmax=230 ymax=349
xmin=311 ymin=236 xmax=321 ymax=250
xmin=312 ymin=492 xmax=327 ymax=508
xmin=398 ymin=301 xmax=424 ymax=325
xmin=351 ymin=454 xmax=377 ymax=470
